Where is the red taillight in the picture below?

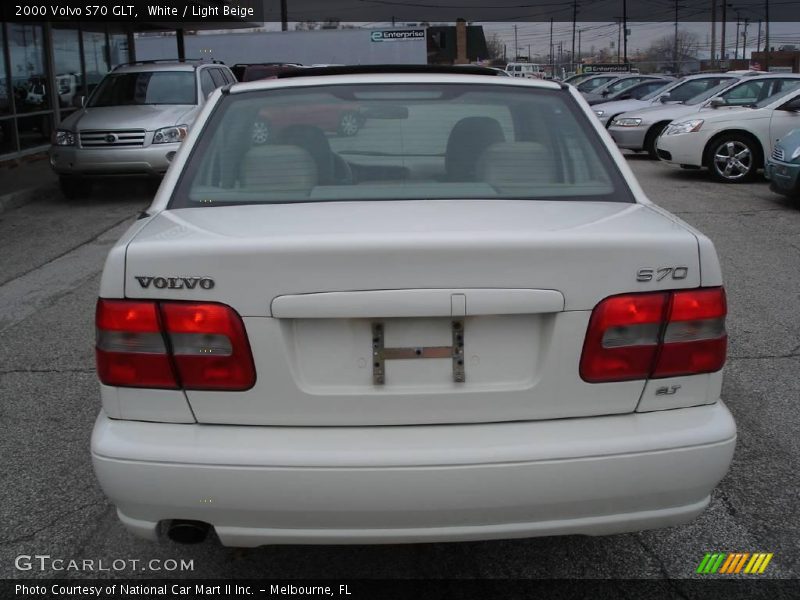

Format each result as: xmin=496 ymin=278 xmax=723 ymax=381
xmin=580 ymin=288 xmax=727 ymax=383
xmin=96 ymin=299 xmax=255 ymax=391
xmin=654 ymin=288 xmax=727 ymax=378
xmin=160 ymin=302 xmax=256 ymax=391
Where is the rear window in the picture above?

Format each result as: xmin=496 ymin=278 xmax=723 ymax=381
xmin=170 ymin=82 xmax=634 ymax=208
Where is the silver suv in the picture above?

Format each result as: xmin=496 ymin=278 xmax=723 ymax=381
xmin=49 ymin=60 xmax=235 ymax=198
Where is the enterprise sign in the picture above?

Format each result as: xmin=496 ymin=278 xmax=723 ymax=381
xmin=371 ymin=30 xmax=426 ymax=42
xmin=582 ymin=64 xmax=633 ymax=73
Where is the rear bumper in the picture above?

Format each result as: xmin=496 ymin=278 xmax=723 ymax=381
xmin=49 ymin=143 xmax=178 ymax=177
xmin=92 ymin=403 xmax=736 ymax=546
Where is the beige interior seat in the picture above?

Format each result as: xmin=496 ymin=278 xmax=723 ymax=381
xmin=239 ymin=144 xmax=318 ymax=194
xmin=477 ymin=142 xmax=559 ymax=192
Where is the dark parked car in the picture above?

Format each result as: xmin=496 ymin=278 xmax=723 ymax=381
xmin=765 ymin=127 xmax=800 ymax=198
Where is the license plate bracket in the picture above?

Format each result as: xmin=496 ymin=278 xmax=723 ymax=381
xmin=372 ymin=320 xmax=465 ymax=385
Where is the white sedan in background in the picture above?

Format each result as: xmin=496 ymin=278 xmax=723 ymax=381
xmin=656 ymin=79 xmax=800 ymax=182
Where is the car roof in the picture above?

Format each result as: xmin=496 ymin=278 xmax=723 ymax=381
xmin=112 ymin=60 xmax=225 ymax=74
xmin=229 ymin=71 xmax=563 ymax=95
xmin=733 ymin=73 xmax=800 ymax=79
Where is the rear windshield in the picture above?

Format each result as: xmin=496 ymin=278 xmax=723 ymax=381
xmin=170 ymin=82 xmax=634 ymax=208
xmin=89 ymin=71 xmax=196 ymax=107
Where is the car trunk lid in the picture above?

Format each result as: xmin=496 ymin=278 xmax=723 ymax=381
xmin=123 ymin=200 xmax=701 ymax=426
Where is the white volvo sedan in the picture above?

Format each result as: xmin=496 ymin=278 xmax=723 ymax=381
xmin=91 ymin=66 xmax=735 ymax=547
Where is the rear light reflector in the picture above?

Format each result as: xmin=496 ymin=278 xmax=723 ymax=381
xmin=580 ymin=288 xmax=727 ymax=383
xmin=95 ymin=299 xmax=255 ymax=391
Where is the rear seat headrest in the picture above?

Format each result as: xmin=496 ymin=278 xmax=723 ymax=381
xmin=240 ymin=144 xmax=318 ymax=193
xmin=477 ymin=142 xmax=558 ymax=188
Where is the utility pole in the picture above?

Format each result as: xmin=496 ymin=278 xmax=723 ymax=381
xmin=617 ymin=18 xmax=622 ymax=63
xmin=742 ymin=18 xmax=749 ymax=60
xmin=757 ymin=20 xmax=762 ymax=56
xmin=711 ymin=0 xmax=717 ymax=63
xmin=721 ymin=1 xmax=727 ymax=60
xmin=674 ymin=0 xmax=679 ymax=74
xmin=734 ymin=13 xmax=740 ymax=60
xmin=571 ymin=0 xmax=578 ymax=73
xmin=578 ymin=28 xmax=582 ymax=65
xmin=514 ymin=24 xmax=518 ymax=61
xmin=549 ymin=18 xmax=554 ymax=74
xmin=623 ymin=0 xmax=628 ymax=63
xmin=764 ymin=0 xmax=770 ymax=70
xmin=528 ymin=44 xmax=531 ymax=61
xmin=280 ymin=0 xmax=288 ymax=32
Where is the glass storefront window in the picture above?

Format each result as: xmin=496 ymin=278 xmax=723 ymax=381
xmin=1 ymin=26 xmax=11 ymax=116
xmin=52 ymin=28 xmax=82 ymax=114
xmin=17 ymin=113 xmax=52 ymax=150
xmin=0 ymin=118 xmax=17 ymax=154
xmin=7 ymin=24 xmax=50 ymax=113
xmin=83 ymin=31 xmax=110 ymax=96
xmin=108 ymin=33 xmax=130 ymax=69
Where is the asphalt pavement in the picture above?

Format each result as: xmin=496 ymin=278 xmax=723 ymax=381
xmin=0 ymin=161 xmax=798 ymax=585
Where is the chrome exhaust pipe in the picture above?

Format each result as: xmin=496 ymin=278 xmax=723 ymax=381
xmin=166 ymin=520 xmax=210 ymax=544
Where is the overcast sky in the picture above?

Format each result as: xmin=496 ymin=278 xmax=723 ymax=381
xmin=481 ymin=21 xmax=800 ymax=58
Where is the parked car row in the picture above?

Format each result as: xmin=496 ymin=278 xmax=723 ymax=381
xmin=580 ymin=71 xmax=800 ymax=195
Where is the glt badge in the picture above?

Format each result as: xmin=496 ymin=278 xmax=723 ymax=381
xmin=135 ymin=276 xmax=215 ymax=290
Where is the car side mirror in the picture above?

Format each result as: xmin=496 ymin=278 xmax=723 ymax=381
xmin=72 ymin=95 xmax=86 ymax=108
xmin=780 ymin=97 xmax=800 ymax=112
xmin=659 ymin=93 xmax=671 ymax=103
xmin=708 ymin=97 xmax=725 ymax=109
xmin=618 ymin=93 xmax=632 ymax=100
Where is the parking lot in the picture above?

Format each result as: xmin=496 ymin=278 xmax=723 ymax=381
xmin=0 ymin=156 xmax=798 ymax=582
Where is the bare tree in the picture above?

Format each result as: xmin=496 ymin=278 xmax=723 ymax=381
xmin=641 ymin=30 xmax=700 ymax=65
xmin=485 ymin=33 xmax=505 ymax=60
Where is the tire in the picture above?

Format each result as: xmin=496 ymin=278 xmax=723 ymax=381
xmin=705 ymin=133 xmax=762 ymax=183
xmin=337 ymin=111 xmax=362 ymax=137
xmin=251 ymin=119 xmax=270 ymax=145
xmin=644 ymin=122 xmax=669 ymax=159
xmin=59 ymin=175 xmax=90 ymax=199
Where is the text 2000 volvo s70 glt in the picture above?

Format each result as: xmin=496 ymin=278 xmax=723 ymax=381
xmin=91 ymin=66 xmax=735 ymax=547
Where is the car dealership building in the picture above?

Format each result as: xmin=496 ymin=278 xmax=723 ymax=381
xmin=0 ymin=7 xmax=484 ymax=163
xmin=0 ymin=3 xmax=258 ymax=162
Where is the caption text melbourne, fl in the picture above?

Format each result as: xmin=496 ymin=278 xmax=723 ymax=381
xmin=16 ymin=584 xmax=354 ymax=597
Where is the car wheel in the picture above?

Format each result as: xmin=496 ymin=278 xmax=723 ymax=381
xmin=706 ymin=134 xmax=761 ymax=183
xmin=337 ymin=112 xmax=361 ymax=137
xmin=59 ymin=175 xmax=90 ymax=199
xmin=644 ymin=122 xmax=669 ymax=159
xmin=252 ymin=120 xmax=271 ymax=145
